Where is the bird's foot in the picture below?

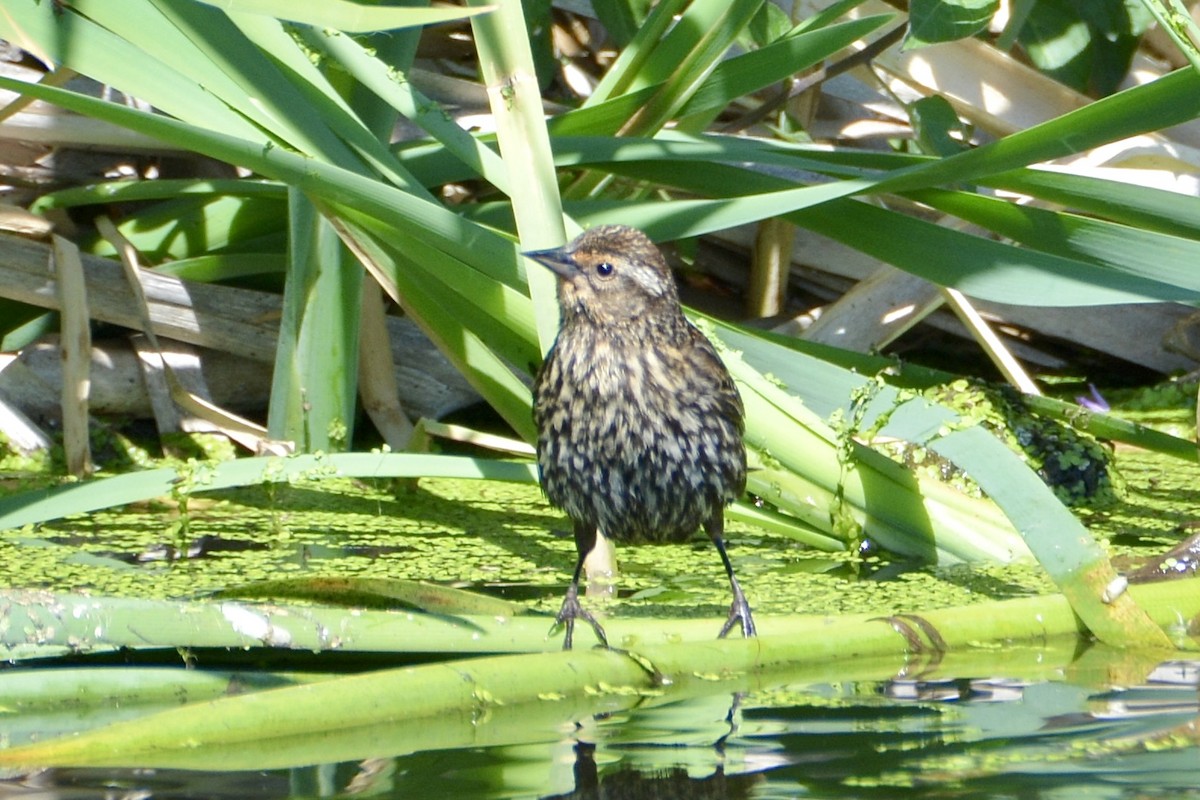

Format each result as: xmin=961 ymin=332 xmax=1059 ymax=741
xmin=552 ymin=585 xmax=609 ymax=650
xmin=717 ymin=589 xmax=756 ymax=639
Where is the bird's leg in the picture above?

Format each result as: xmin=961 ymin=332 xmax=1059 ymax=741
xmin=707 ymin=514 xmax=757 ymax=638
xmin=554 ymin=522 xmax=610 ymax=649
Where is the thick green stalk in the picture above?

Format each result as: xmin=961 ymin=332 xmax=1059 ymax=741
xmin=0 ymin=575 xmax=1193 ymax=663
xmin=468 ymin=0 xmax=565 ymax=355
xmin=268 ymin=190 xmax=361 ymax=451
xmin=0 ymin=578 xmax=1192 ymax=769
xmin=1138 ymin=0 xmax=1200 ymax=74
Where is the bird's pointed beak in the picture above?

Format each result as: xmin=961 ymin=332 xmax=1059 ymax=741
xmin=523 ymin=245 xmax=576 ymax=278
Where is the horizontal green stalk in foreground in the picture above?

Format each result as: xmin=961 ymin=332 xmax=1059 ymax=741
xmin=0 ymin=577 xmax=1193 ymax=770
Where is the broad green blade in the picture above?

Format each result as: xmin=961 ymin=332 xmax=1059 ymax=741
xmin=911 ymin=186 xmax=1200 ymax=296
xmin=0 ymin=452 xmax=538 ymax=532
xmin=190 ymin=0 xmax=493 ymax=33
xmin=986 ymin=167 xmax=1200 ymax=239
xmin=2 ymin=0 xmax=262 ymax=140
xmin=267 ymin=190 xmax=362 ymax=451
xmin=931 ymin=426 xmax=1172 ymax=647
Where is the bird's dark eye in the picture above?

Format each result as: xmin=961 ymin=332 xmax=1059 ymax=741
xmin=596 ymin=262 xmax=614 ymax=277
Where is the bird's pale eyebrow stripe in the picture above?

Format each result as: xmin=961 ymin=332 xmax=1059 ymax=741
xmin=630 ymin=265 xmax=669 ymax=296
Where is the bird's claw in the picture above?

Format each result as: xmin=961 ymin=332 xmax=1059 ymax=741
xmin=717 ymin=593 xmax=756 ymax=639
xmin=553 ymin=586 xmax=609 ymax=650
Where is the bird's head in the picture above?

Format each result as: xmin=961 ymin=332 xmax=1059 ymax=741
xmin=524 ymin=225 xmax=679 ymax=325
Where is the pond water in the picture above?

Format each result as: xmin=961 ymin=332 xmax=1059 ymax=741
xmin=4 ymin=646 xmax=1199 ymax=799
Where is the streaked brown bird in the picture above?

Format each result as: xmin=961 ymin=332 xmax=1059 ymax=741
xmin=525 ymin=225 xmax=755 ymax=649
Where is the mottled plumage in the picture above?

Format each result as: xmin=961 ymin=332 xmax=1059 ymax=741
xmin=526 ymin=225 xmax=755 ymax=649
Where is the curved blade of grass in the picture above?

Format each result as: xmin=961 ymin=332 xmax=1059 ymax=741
xmin=675 ymin=13 xmax=895 ymax=128
xmin=1025 ymin=395 xmax=1198 ymax=462
xmin=543 ymin=131 xmax=887 ymax=177
xmin=555 ymin=14 xmax=890 ymax=138
xmin=562 ymin=66 xmax=1200 ymax=236
xmin=910 ymin=187 xmax=1200 ymax=295
xmin=544 ymin=133 xmax=1200 ymax=259
xmin=0 ymin=452 xmax=537 ymax=532
xmin=931 ymin=425 xmax=1173 ymax=648
xmin=871 ymin=66 xmax=1200 ymax=194
xmin=727 ymin=498 xmax=845 ymax=551
xmin=739 ymin=325 xmax=1200 ymax=462
xmin=789 ymin=198 xmax=1197 ymax=305
xmin=31 ymin=178 xmax=287 ymax=211
xmin=302 ymin=27 xmax=511 ymax=193
xmin=149 ymin=252 xmax=287 ymax=282
xmin=191 ymin=0 xmax=493 ymax=33
xmin=985 ymin=167 xmax=1200 ymax=239
xmin=545 ymin=133 xmax=1200 ymax=245
xmin=571 ymin=156 xmax=1200 ymax=305
xmin=400 ymin=130 xmax=850 ymax=187
xmin=576 ymin=193 xmax=1195 ymax=307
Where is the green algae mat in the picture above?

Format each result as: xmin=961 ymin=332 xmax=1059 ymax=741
xmin=0 ymin=438 xmax=1196 ymax=767
xmin=0 ymin=392 xmax=1197 ymax=786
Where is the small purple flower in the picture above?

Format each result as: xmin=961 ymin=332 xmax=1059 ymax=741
xmin=1076 ymin=384 xmax=1110 ymax=413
